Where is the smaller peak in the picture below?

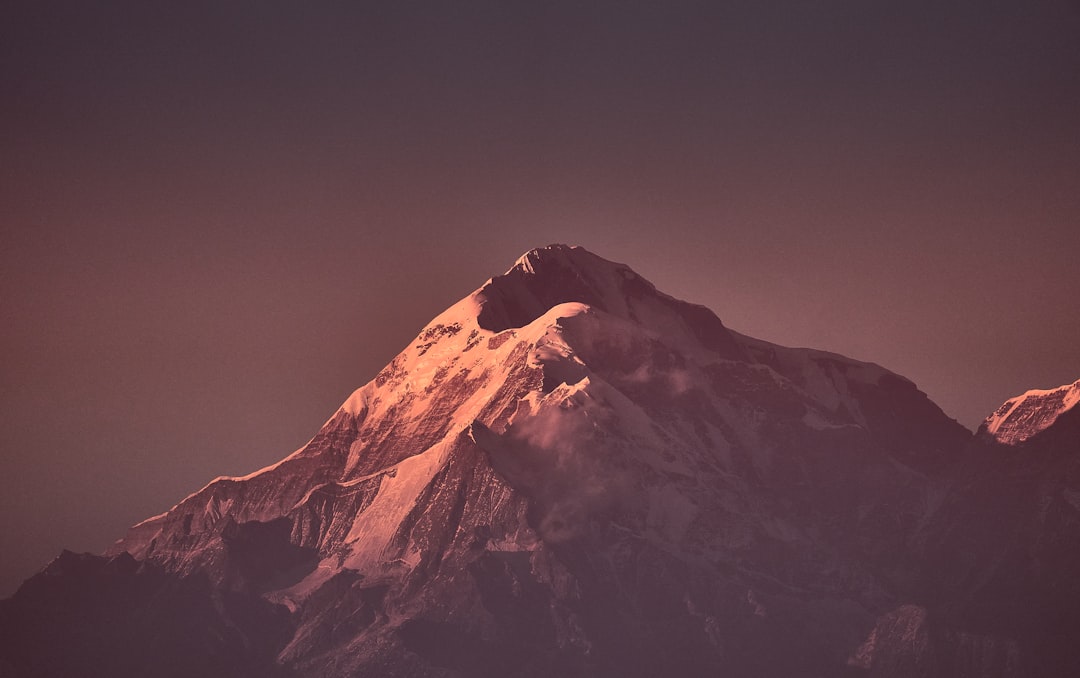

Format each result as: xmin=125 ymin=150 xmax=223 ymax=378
xmin=982 ymin=378 xmax=1080 ymax=446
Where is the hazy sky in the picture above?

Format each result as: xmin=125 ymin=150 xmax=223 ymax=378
xmin=2 ymin=1 xmax=1078 ymax=596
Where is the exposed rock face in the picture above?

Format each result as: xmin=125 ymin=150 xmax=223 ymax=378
xmin=1 ymin=245 xmax=1075 ymax=677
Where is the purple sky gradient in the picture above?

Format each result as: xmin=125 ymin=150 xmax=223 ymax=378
xmin=2 ymin=0 xmax=1078 ymax=596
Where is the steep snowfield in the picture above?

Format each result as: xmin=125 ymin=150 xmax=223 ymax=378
xmin=982 ymin=379 xmax=1080 ymax=445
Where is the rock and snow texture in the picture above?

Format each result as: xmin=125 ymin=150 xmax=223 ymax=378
xmin=982 ymin=379 xmax=1080 ymax=445
xmin=3 ymin=244 xmax=1076 ymax=678
xmin=110 ymin=244 xmax=963 ymax=595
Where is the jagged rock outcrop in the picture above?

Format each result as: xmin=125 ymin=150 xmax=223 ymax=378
xmin=1 ymin=245 xmax=1074 ymax=677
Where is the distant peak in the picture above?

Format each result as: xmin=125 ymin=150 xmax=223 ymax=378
xmin=982 ymin=378 xmax=1080 ymax=446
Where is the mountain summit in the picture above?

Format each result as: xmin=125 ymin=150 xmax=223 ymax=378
xmin=2 ymin=246 xmax=1076 ymax=677
xmin=981 ymin=378 xmax=1080 ymax=445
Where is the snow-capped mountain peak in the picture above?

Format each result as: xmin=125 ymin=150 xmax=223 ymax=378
xmin=982 ymin=378 xmax=1080 ymax=446
xmin=11 ymin=245 xmax=1015 ymax=678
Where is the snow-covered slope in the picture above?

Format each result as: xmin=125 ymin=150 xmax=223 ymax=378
xmin=982 ymin=379 xmax=1080 ymax=446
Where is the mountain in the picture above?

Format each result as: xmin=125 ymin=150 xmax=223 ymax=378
xmin=0 ymin=245 xmax=1075 ymax=678
xmin=980 ymin=379 xmax=1080 ymax=446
